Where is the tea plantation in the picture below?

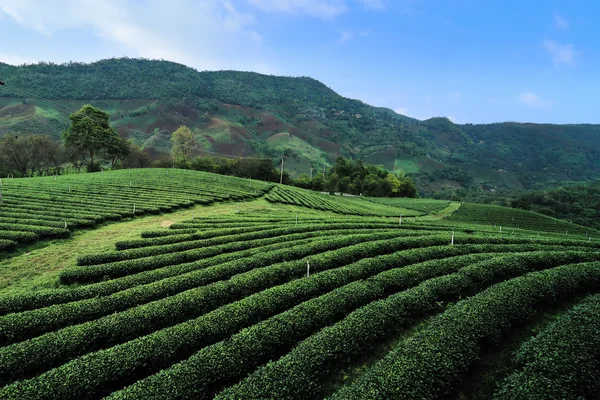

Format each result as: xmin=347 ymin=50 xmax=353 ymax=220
xmin=0 ymin=169 xmax=599 ymax=399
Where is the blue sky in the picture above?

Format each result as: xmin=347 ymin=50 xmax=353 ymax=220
xmin=0 ymin=0 xmax=596 ymax=124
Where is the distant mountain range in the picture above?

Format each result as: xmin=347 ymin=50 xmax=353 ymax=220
xmin=1 ymin=57 xmax=599 ymax=195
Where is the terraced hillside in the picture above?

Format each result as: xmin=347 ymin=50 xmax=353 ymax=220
xmin=265 ymin=186 xmax=423 ymax=217
xmin=0 ymin=169 xmax=270 ymax=252
xmin=0 ymin=203 xmax=599 ymax=399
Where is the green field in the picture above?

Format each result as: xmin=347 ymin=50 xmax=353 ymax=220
xmin=0 ymin=169 xmax=599 ymax=399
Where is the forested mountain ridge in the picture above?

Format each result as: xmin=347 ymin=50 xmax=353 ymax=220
xmin=1 ymin=57 xmax=599 ymax=196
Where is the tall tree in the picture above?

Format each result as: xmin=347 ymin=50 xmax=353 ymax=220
xmin=171 ymin=125 xmax=199 ymax=167
xmin=63 ymin=105 xmax=120 ymax=171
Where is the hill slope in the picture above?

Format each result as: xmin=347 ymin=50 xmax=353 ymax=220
xmin=1 ymin=58 xmax=600 ymax=193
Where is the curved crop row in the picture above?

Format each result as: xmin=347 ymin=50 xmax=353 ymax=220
xmin=331 ymin=262 xmax=600 ymax=399
xmin=0 ymin=228 xmax=396 ymax=314
xmin=107 ymin=250 xmax=595 ymax=400
xmin=1 ymin=244 xmax=566 ymax=391
xmin=60 ymin=225 xmax=424 ymax=284
xmin=0 ymin=169 xmax=273 ymax=252
xmin=0 ymin=231 xmax=409 ymax=344
xmin=495 ymin=294 xmax=600 ymax=400
xmin=216 ymin=250 xmax=600 ymax=400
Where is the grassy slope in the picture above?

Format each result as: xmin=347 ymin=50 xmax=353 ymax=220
xmin=0 ymin=198 xmax=289 ymax=294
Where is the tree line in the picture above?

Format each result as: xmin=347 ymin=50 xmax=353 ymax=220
xmin=0 ymin=105 xmax=151 ymax=177
xmin=0 ymin=105 xmax=418 ymax=198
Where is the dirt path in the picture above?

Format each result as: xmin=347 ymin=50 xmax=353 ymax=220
xmin=411 ymin=201 xmax=462 ymax=221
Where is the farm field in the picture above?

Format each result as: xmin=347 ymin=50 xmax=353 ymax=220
xmin=0 ymin=171 xmax=600 ymax=399
xmin=265 ymin=186 xmax=423 ymax=216
xmin=0 ymin=169 xmax=271 ymax=252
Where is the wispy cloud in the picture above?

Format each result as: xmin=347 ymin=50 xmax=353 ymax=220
xmin=554 ymin=13 xmax=568 ymax=30
xmin=0 ymin=53 xmax=38 ymax=66
xmin=519 ymin=92 xmax=552 ymax=107
xmin=356 ymin=0 xmax=385 ymax=10
xmin=337 ymin=29 xmax=369 ymax=44
xmin=394 ymin=107 xmax=410 ymax=116
xmin=248 ymin=0 xmax=348 ymax=18
xmin=248 ymin=0 xmax=386 ymax=18
xmin=394 ymin=107 xmax=429 ymax=120
xmin=542 ymin=39 xmax=577 ymax=65
xmin=0 ymin=0 xmax=272 ymax=72
xmin=337 ymin=30 xmax=354 ymax=44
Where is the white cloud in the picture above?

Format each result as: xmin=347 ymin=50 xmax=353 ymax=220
xmin=542 ymin=39 xmax=577 ymax=66
xmin=447 ymin=116 xmax=459 ymax=123
xmin=248 ymin=0 xmax=385 ymax=18
xmin=0 ymin=0 xmax=271 ymax=72
xmin=337 ymin=29 xmax=369 ymax=44
xmin=394 ymin=107 xmax=410 ymax=116
xmin=337 ymin=30 xmax=354 ymax=44
xmin=554 ymin=13 xmax=568 ymax=29
xmin=248 ymin=0 xmax=348 ymax=18
xmin=519 ymin=92 xmax=552 ymax=107
xmin=356 ymin=0 xmax=385 ymax=10
xmin=0 ymin=53 xmax=37 ymax=65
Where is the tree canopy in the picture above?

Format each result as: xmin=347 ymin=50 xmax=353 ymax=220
xmin=63 ymin=105 xmax=124 ymax=171
xmin=294 ymin=156 xmax=418 ymax=198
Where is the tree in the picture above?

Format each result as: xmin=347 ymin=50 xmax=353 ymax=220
xmin=171 ymin=125 xmax=199 ymax=167
xmin=103 ymin=134 xmax=130 ymax=169
xmin=0 ymin=134 xmax=61 ymax=176
xmin=124 ymin=141 xmax=152 ymax=168
xmin=63 ymin=105 xmax=120 ymax=171
xmin=0 ymin=135 xmax=33 ymax=176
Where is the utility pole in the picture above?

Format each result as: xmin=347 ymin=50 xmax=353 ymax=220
xmin=310 ymin=167 xmax=313 ymax=180
xmin=279 ymin=151 xmax=286 ymax=184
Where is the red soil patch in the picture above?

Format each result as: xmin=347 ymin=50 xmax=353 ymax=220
xmin=172 ymin=105 xmax=199 ymax=119
xmin=422 ymin=157 xmax=446 ymax=170
xmin=256 ymin=113 xmax=282 ymax=134
xmin=316 ymin=139 xmax=341 ymax=154
xmin=221 ymin=104 xmax=245 ymax=109
xmin=214 ymin=142 xmax=253 ymax=156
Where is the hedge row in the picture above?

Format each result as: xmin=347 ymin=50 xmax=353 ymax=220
xmin=62 ymin=231 xmax=600 ymax=285
xmin=0 ymin=230 xmax=406 ymax=344
xmin=0 ymin=231 xmax=38 ymax=244
xmin=216 ymin=250 xmax=600 ymax=400
xmin=0 ymin=223 xmax=70 ymax=239
xmin=0 ymin=245 xmax=555 ymax=391
xmin=59 ymin=227 xmax=413 ymax=284
xmin=108 ymin=250 xmax=596 ymax=400
xmin=0 ymin=230 xmax=384 ymax=314
xmin=114 ymin=225 xmax=290 ymax=250
xmin=140 ymin=228 xmax=198 ymax=238
xmin=0 ymin=232 xmax=431 ymax=363
xmin=0 ymin=211 xmax=96 ymax=227
xmin=0 ymin=169 xmax=273 ymax=253
xmin=79 ymin=224 xmax=441 ymax=266
xmin=0 ymin=240 xmax=17 ymax=252
xmin=331 ymin=262 xmax=600 ymax=399
xmin=494 ymin=294 xmax=600 ymax=400
xmin=80 ymin=224 xmax=397 ymax=265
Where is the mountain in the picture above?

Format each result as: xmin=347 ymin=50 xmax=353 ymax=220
xmin=1 ymin=58 xmax=599 ymax=195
